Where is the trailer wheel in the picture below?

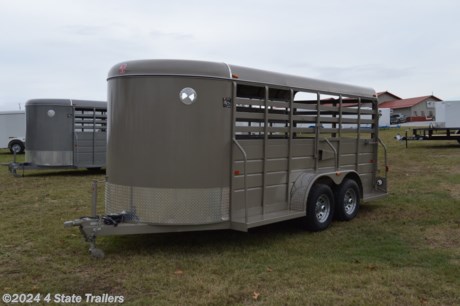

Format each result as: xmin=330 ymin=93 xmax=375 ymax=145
xmin=305 ymin=184 xmax=334 ymax=231
xmin=8 ymin=140 xmax=25 ymax=154
xmin=335 ymin=179 xmax=360 ymax=221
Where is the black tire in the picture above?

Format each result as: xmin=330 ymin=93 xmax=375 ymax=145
xmin=335 ymin=179 xmax=360 ymax=221
xmin=87 ymin=167 xmax=102 ymax=171
xmin=305 ymin=184 xmax=335 ymax=231
xmin=8 ymin=140 xmax=25 ymax=154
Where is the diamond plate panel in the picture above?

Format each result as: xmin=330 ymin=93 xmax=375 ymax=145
xmin=105 ymin=182 xmax=229 ymax=225
xmin=105 ymin=183 xmax=131 ymax=214
xmin=27 ymin=150 xmax=73 ymax=166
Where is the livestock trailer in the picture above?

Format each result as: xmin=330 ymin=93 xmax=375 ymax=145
xmin=0 ymin=110 xmax=26 ymax=153
xmin=65 ymin=60 xmax=388 ymax=257
xmin=9 ymin=99 xmax=107 ymax=176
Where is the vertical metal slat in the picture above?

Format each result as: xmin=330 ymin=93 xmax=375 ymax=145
xmin=262 ymin=86 xmax=269 ymax=215
xmin=287 ymin=89 xmax=294 ymax=209
xmin=355 ymin=97 xmax=362 ymax=171
xmin=314 ymin=92 xmax=320 ymax=171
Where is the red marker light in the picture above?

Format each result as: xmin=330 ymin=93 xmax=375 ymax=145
xmin=119 ymin=63 xmax=127 ymax=74
xmin=234 ymin=170 xmax=241 ymax=175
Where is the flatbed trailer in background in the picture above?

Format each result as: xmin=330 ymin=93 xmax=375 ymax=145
xmin=400 ymin=127 xmax=460 ymax=148
xmin=412 ymin=127 xmax=460 ymax=142
xmin=397 ymin=101 xmax=460 ymax=147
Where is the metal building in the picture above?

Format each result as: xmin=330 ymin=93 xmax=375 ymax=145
xmin=9 ymin=99 xmax=107 ymax=175
xmin=66 ymin=60 xmax=388 ymax=257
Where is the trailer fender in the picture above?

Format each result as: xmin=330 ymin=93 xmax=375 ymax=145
xmin=290 ymin=171 xmax=362 ymax=212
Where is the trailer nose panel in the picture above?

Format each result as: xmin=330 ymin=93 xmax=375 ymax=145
xmin=26 ymin=104 xmax=74 ymax=166
xmin=106 ymin=76 xmax=232 ymax=225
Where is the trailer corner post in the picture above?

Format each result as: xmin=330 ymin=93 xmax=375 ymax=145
xmin=233 ymin=137 xmax=248 ymax=224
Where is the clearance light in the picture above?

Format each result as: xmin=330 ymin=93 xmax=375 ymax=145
xmin=119 ymin=63 xmax=127 ymax=74
xmin=234 ymin=170 xmax=241 ymax=175
xmin=232 ymin=74 xmax=239 ymax=79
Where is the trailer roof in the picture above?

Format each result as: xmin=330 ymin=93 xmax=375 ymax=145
xmin=108 ymin=59 xmax=376 ymax=98
xmin=0 ymin=110 xmax=25 ymax=115
xmin=26 ymin=99 xmax=107 ymax=109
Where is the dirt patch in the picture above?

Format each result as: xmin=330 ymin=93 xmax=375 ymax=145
xmin=423 ymin=225 xmax=460 ymax=251
xmin=443 ymin=183 xmax=460 ymax=200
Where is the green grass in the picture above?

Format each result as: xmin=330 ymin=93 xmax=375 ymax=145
xmin=0 ymin=128 xmax=459 ymax=305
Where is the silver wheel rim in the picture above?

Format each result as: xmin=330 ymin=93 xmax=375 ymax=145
xmin=343 ymin=188 xmax=357 ymax=215
xmin=315 ymin=194 xmax=331 ymax=223
xmin=12 ymin=144 xmax=21 ymax=153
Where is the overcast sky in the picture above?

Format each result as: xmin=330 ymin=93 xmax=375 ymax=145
xmin=0 ymin=0 xmax=459 ymax=110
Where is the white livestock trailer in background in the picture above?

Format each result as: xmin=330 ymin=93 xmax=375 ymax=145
xmin=378 ymin=108 xmax=391 ymax=128
xmin=0 ymin=110 xmax=26 ymax=153
xmin=435 ymin=100 xmax=460 ymax=128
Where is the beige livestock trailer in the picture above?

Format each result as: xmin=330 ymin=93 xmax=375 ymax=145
xmin=65 ymin=60 xmax=388 ymax=257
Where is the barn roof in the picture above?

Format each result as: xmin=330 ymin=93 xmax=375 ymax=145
xmin=379 ymin=95 xmax=442 ymax=109
xmin=377 ymin=91 xmax=402 ymax=100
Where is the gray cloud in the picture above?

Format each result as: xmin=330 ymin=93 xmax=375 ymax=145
xmin=149 ymin=30 xmax=194 ymax=41
xmin=1 ymin=0 xmax=460 ymax=110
